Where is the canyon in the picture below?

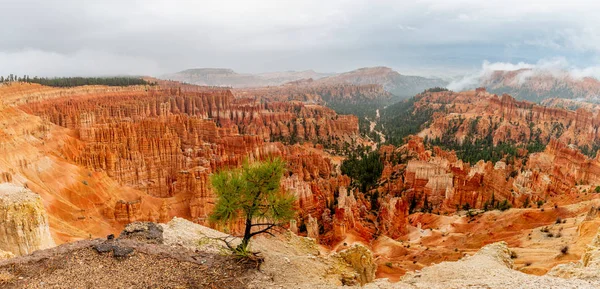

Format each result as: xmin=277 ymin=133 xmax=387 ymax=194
xmin=3 ymin=80 xmax=600 ymax=287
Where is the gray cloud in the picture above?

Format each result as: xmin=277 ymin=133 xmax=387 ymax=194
xmin=1 ymin=0 xmax=600 ymax=77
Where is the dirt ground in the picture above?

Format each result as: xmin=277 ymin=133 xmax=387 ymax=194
xmin=0 ymin=238 xmax=258 ymax=289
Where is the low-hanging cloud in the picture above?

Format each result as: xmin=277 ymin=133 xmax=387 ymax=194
xmin=447 ymin=60 xmax=534 ymax=91
xmin=447 ymin=58 xmax=600 ymax=91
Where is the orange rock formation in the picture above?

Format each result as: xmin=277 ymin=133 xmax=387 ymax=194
xmin=2 ymin=82 xmax=365 ymax=246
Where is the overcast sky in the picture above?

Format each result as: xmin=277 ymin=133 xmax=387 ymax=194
xmin=2 ymin=0 xmax=600 ymax=78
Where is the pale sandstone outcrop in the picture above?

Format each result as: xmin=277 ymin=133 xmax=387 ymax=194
xmin=548 ymin=225 xmax=600 ymax=281
xmin=0 ymin=183 xmax=55 ymax=256
xmin=396 ymin=242 xmax=597 ymax=289
xmin=333 ymin=244 xmax=377 ymax=285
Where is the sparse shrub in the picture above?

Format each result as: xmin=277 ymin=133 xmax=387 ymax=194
xmin=462 ymin=202 xmax=471 ymax=211
xmin=547 ymin=232 xmax=554 ymax=238
xmin=523 ymin=197 xmax=530 ymax=208
xmin=498 ymin=199 xmax=512 ymax=211
xmin=556 ymin=217 xmax=562 ymax=224
xmin=537 ymin=200 xmax=544 ymax=208
xmin=595 ymin=186 xmax=600 ymax=193
xmin=385 ymin=262 xmax=393 ymax=268
xmin=561 ymin=246 xmax=569 ymax=255
xmin=82 ymin=180 xmax=88 ymax=186
xmin=541 ymin=226 xmax=549 ymax=233
xmin=510 ymin=251 xmax=518 ymax=259
xmin=555 ymin=232 xmax=562 ymax=238
xmin=525 ymin=262 xmax=532 ymax=267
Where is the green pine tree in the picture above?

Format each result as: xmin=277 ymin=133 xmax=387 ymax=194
xmin=210 ymin=158 xmax=296 ymax=254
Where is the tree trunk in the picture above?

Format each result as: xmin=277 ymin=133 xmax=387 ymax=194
xmin=239 ymin=215 xmax=252 ymax=252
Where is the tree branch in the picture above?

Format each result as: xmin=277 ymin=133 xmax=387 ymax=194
xmin=250 ymin=222 xmax=280 ymax=227
xmin=249 ymin=224 xmax=277 ymax=238
xmin=208 ymin=235 xmax=240 ymax=251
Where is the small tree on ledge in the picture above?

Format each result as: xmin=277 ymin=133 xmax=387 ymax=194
xmin=210 ymin=157 xmax=296 ymax=255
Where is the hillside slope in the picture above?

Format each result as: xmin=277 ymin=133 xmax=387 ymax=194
xmin=316 ymin=67 xmax=447 ymax=97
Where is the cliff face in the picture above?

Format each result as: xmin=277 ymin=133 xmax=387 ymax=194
xmin=234 ymin=81 xmax=392 ymax=105
xmin=417 ymin=89 xmax=600 ymax=147
xmin=0 ymin=183 xmax=55 ymax=255
xmin=374 ymin=135 xmax=600 ymax=214
xmin=371 ymin=88 xmax=600 ymax=214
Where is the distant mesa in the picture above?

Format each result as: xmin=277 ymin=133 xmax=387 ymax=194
xmin=161 ymin=66 xmax=448 ymax=98
xmin=161 ymin=68 xmax=331 ymax=88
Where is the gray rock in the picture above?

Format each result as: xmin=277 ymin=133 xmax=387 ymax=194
xmin=113 ymin=246 xmax=135 ymax=258
xmin=93 ymin=242 xmax=115 ymax=253
xmin=118 ymin=222 xmax=164 ymax=244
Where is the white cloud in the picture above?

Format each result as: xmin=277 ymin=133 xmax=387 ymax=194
xmin=481 ymin=60 xmax=534 ymax=72
xmin=447 ymin=60 xmax=533 ymax=90
xmin=448 ymin=58 xmax=600 ymax=91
